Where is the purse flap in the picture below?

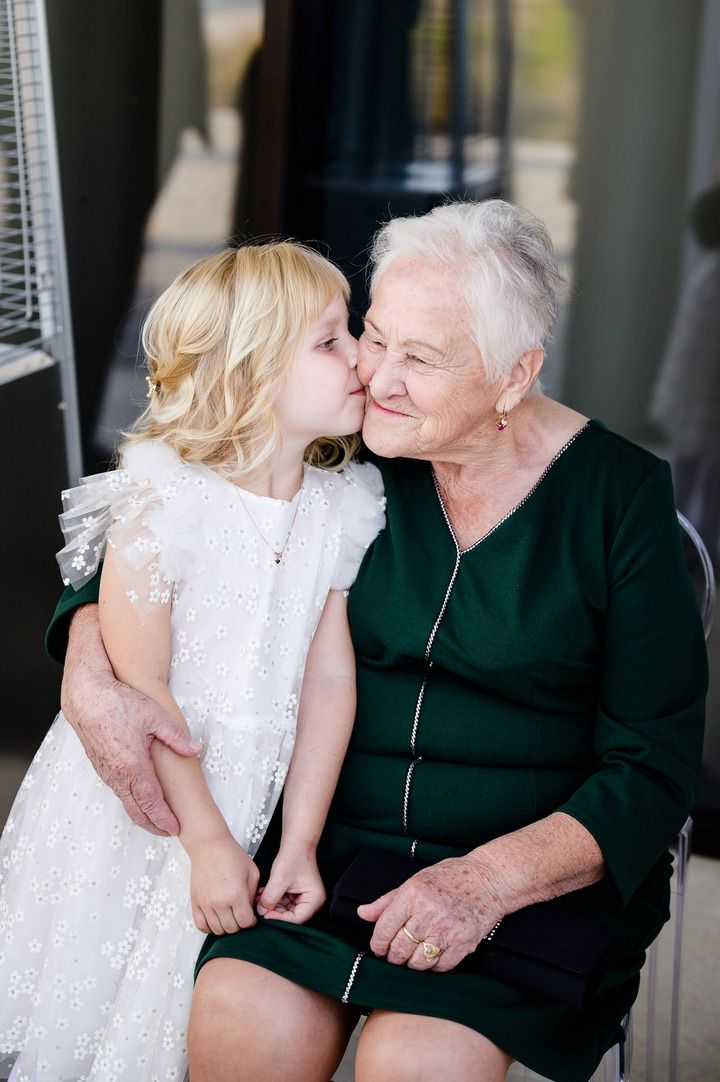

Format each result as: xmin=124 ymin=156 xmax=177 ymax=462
xmin=485 ymin=903 xmax=616 ymax=975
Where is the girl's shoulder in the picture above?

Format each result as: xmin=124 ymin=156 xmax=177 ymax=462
xmin=56 ymin=440 xmax=212 ymax=594
xmin=302 ymin=458 xmax=385 ymax=499
xmin=304 ymin=462 xmax=386 ymax=593
xmin=120 ymin=438 xmax=182 ymax=475
xmin=303 ymin=459 xmax=386 ymax=517
xmin=121 ymin=439 xmax=210 ymax=490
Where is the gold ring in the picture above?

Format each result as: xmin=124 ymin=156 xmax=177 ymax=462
xmin=422 ymin=941 xmax=444 ymax=962
xmin=401 ymin=924 xmax=423 ymax=945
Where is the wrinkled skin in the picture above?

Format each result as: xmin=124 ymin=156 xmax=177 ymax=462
xmin=359 ymin=853 xmax=507 ymax=972
xmin=61 ymin=604 xmax=200 ymax=836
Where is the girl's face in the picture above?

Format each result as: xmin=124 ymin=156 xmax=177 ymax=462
xmin=273 ymin=294 xmax=366 ymax=446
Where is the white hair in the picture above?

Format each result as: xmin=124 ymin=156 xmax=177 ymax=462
xmin=368 ymin=199 xmax=566 ymax=384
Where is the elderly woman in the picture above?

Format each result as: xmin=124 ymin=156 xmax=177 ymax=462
xmin=52 ymin=201 xmax=704 ymax=1082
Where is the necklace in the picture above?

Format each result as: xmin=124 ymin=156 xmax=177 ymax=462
xmin=236 ymin=486 xmax=302 ymax=564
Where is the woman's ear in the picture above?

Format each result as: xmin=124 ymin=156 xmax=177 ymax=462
xmin=496 ymin=349 xmax=544 ymax=412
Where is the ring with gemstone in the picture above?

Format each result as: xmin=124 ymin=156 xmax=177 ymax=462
xmin=422 ymin=941 xmax=444 ymax=962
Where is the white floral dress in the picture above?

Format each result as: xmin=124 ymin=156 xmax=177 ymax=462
xmin=0 ymin=441 xmax=385 ymax=1082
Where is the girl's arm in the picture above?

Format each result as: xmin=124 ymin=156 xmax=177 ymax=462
xmin=99 ymin=547 xmax=259 ymax=935
xmin=61 ymin=603 xmax=202 ymax=837
xmin=257 ymin=589 xmax=356 ymax=923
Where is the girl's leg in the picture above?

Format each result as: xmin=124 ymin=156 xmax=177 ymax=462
xmin=355 ymin=1009 xmax=514 ymax=1082
xmin=188 ymin=958 xmax=361 ymax=1082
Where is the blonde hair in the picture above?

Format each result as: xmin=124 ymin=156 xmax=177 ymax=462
xmin=120 ymin=242 xmax=360 ymax=478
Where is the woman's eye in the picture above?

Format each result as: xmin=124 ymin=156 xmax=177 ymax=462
xmin=361 ymin=329 xmax=385 ymax=350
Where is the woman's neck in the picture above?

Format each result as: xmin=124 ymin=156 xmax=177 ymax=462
xmin=431 ymin=397 xmax=588 ymax=549
xmin=431 ymin=396 xmax=587 ymax=488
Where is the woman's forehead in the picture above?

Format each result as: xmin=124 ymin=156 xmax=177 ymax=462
xmin=367 ymin=261 xmax=475 ymax=346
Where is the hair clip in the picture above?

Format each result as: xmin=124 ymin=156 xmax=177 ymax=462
xmin=146 ymin=376 xmax=158 ymax=398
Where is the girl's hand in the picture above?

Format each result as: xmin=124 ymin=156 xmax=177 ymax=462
xmin=190 ymin=836 xmax=260 ymax=935
xmin=255 ymin=849 xmax=326 ymax=924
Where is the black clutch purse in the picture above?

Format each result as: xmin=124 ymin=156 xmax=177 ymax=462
xmin=329 ymin=846 xmax=616 ymax=1010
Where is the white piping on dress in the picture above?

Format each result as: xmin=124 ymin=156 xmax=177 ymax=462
xmin=342 ymin=951 xmax=368 ymax=1003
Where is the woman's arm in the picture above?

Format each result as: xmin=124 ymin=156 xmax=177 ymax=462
xmin=61 ymin=603 xmax=201 ymax=836
xmin=99 ymin=548 xmax=259 ymax=934
xmin=257 ymin=589 xmax=356 ymax=923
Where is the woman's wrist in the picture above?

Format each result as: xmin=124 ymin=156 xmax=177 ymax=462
xmin=465 ymin=812 xmax=607 ymax=916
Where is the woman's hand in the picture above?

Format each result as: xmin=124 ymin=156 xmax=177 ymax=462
xmin=190 ymin=836 xmax=260 ymax=935
xmin=357 ymin=816 xmax=607 ymax=973
xmin=61 ymin=605 xmax=202 ymax=836
xmin=357 ymin=854 xmax=506 ymax=973
xmin=255 ymin=848 xmax=327 ymax=925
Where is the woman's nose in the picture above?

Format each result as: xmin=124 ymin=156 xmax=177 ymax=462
xmin=366 ymin=351 xmax=405 ymax=398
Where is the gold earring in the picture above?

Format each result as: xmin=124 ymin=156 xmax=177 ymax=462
xmin=495 ymin=408 xmax=508 ymax=430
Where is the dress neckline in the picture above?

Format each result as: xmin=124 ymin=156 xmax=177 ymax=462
xmin=431 ymin=421 xmax=590 ymax=556
xmin=208 ymin=462 xmax=307 ymax=506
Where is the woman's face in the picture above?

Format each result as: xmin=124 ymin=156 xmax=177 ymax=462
xmin=358 ymin=260 xmax=500 ymax=462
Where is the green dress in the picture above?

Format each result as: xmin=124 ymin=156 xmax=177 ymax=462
xmin=194 ymin=422 xmax=706 ymax=1082
xmin=47 ymin=421 xmax=707 ymax=1082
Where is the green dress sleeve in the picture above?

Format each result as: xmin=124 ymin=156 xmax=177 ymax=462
xmin=558 ymin=459 xmax=707 ymax=905
xmin=45 ymin=567 xmax=102 ymax=663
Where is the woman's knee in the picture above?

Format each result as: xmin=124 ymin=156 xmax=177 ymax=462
xmin=354 ymin=1010 xmax=513 ymax=1082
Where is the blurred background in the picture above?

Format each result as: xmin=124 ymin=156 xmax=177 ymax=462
xmin=0 ymin=2 xmax=719 ymax=1077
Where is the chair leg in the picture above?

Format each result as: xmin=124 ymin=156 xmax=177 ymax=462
xmin=668 ymin=817 xmax=692 ymax=1082
xmin=588 ymin=1012 xmax=631 ymax=1082
xmin=645 ymin=816 xmax=692 ymax=1082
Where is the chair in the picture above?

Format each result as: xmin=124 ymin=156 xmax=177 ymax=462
xmin=589 ymin=510 xmax=715 ymax=1082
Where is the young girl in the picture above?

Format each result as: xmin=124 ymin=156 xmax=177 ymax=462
xmin=0 ymin=242 xmax=385 ymax=1082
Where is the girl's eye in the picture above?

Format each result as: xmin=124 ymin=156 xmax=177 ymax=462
xmin=318 ymin=337 xmax=337 ymax=350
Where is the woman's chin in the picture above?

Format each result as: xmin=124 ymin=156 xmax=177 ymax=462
xmin=361 ymin=424 xmax=408 ymax=459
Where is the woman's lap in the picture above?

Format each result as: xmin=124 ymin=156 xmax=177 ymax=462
xmin=189 ymin=956 xmax=513 ymax=1082
xmin=194 ymin=915 xmax=630 ymax=1082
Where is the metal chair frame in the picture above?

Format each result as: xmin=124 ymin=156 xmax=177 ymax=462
xmin=591 ymin=510 xmax=715 ymax=1082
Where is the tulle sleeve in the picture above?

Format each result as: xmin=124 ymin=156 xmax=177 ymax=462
xmin=330 ymin=460 xmax=386 ymax=591
xmin=56 ymin=440 xmax=207 ymax=623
